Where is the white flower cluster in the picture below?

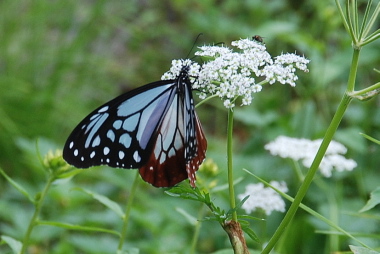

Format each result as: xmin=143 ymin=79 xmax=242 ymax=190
xmin=264 ymin=136 xmax=357 ymax=177
xmin=161 ymin=59 xmax=201 ymax=84
xmin=238 ymin=181 xmax=288 ymax=215
xmin=162 ymin=38 xmax=310 ymax=108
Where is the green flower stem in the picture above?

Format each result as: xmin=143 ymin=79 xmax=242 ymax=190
xmin=117 ymin=171 xmax=140 ymax=251
xmin=227 ymin=108 xmax=238 ymax=222
xmin=261 ymin=48 xmax=359 ymax=254
xmin=225 ymin=107 xmax=249 ymax=252
xmin=347 ymin=48 xmax=360 ymax=92
xmin=20 ymin=173 xmax=55 ymax=254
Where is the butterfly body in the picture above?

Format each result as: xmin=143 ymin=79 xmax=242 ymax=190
xmin=63 ymin=66 xmax=207 ymax=187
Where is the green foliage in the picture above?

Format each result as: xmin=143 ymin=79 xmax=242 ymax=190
xmin=1 ymin=0 xmax=380 ymax=253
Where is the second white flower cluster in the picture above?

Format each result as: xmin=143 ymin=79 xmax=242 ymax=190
xmin=264 ymin=136 xmax=357 ymax=177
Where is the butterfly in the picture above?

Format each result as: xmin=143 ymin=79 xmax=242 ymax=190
xmin=63 ymin=64 xmax=207 ymax=187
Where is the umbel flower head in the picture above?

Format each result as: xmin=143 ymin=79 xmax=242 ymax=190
xmin=265 ymin=136 xmax=357 ymax=177
xmin=162 ymin=37 xmax=310 ymax=108
xmin=238 ymin=181 xmax=288 ymax=216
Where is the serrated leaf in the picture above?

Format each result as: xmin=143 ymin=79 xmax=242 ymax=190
xmin=72 ymin=187 xmax=124 ymax=218
xmin=360 ymin=187 xmax=380 ymax=212
xmin=37 ymin=220 xmax=120 ymax=236
xmin=0 ymin=168 xmax=34 ymax=203
xmin=349 ymin=245 xmax=380 ymax=254
xmin=0 ymin=235 xmax=22 ymax=254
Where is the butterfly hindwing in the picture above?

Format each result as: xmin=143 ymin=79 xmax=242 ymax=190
xmin=139 ymin=74 xmax=207 ymax=187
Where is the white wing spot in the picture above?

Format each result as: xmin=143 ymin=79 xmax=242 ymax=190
xmin=107 ymin=130 xmax=115 ymax=142
xmin=92 ymin=135 xmax=101 ymax=147
xmin=74 ymin=149 xmax=79 ymax=156
xmin=98 ymin=106 xmax=109 ymax=113
xmin=119 ymin=133 xmax=132 ymax=148
xmin=133 ymin=151 xmax=141 ymax=163
xmin=119 ymin=151 xmax=125 ymax=160
xmin=113 ymin=120 xmax=123 ymax=130
xmin=81 ymin=156 xmax=84 ymax=161
xmin=106 ymin=158 xmax=110 ymax=163
xmin=149 ymin=166 xmax=153 ymax=170
xmin=103 ymin=147 xmax=110 ymax=155
xmin=90 ymin=151 xmax=95 ymax=158
xmin=168 ymin=148 xmax=176 ymax=158
xmin=69 ymin=141 xmax=74 ymax=149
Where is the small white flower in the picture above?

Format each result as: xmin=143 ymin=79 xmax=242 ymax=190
xmin=223 ymin=99 xmax=235 ymax=108
xmin=265 ymin=136 xmax=357 ymax=177
xmin=196 ymin=45 xmax=232 ymax=57
xmin=238 ymin=181 xmax=288 ymax=215
xmin=161 ymin=59 xmax=200 ymax=82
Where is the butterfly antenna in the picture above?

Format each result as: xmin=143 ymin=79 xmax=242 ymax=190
xmin=186 ymin=33 xmax=203 ymax=59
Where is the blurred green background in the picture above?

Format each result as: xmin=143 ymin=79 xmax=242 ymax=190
xmin=0 ymin=0 xmax=379 ymax=253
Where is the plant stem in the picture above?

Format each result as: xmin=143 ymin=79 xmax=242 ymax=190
xmin=117 ymin=171 xmax=140 ymax=251
xmin=227 ymin=108 xmax=237 ymax=222
xmin=190 ymin=205 xmax=206 ymax=254
xmin=20 ymin=174 xmax=55 ymax=254
xmin=347 ymin=48 xmax=360 ymax=92
xmin=226 ymin=109 xmax=250 ymax=253
xmin=261 ymin=48 xmax=360 ymax=254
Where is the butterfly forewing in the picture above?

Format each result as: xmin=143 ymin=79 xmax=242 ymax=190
xmin=63 ymin=65 xmax=207 ymax=187
xmin=63 ymin=81 xmax=177 ymax=169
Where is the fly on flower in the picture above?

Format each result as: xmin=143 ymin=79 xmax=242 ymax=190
xmin=252 ymin=35 xmax=264 ymax=43
xmin=63 ymin=59 xmax=207 ymax=188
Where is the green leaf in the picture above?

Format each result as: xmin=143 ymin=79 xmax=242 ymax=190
xmin=241 ymin=225 xmax=260 ymax=243
xmin=349 ymin=245 xmax=380 ymax=254
xmin=0 ymin=167 xmax=34 ymax=203
xmin=55 ymin=168 xmax=84 ymax=180
xmin=237 ymin=214 xmax=264 ymax=221
xmin=37 ymin=220 xmax=120 ymax=236
xmin=72 ymin=187 xmax=124 ymax=218
xmin=360 ymin=133 xmax=380 ymax=145
xmin=175 ymin=207 xmax=197 ymax=225
xmin=0 ymin=235 xmax=22 ymax=254
xmin=359 ymin=187 xmax=380 ymax=212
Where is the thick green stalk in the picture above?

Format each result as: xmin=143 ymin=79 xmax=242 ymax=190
xmin=117 ymin=171 xmax=140 ymax=251
xmin=227 ymin=109 xmax=237 ymax=222
xmin=261 ymin=48 xmax=359 ymax=254
xmin=20 ymin=174 xmax=55 ymax=254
